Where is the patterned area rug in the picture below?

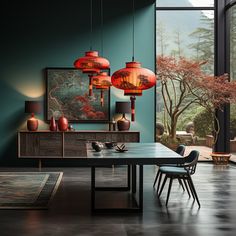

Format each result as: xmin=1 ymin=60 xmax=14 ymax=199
xmin=0 ymin=172 xmax=63 ymax=209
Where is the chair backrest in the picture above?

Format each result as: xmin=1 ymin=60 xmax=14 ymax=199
xmin=175 ymin=145 xmax=186 ymax=156
xmin=184 ymin=150 xmax=199 ymax=175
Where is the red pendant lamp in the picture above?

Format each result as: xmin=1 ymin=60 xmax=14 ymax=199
xmin=73 ymin=0 xmax=110 ymax=96
xmin=74 ymin=51 xmax=110 ymax=96
xmin=111 ymin=0 xmax=156 ymax=121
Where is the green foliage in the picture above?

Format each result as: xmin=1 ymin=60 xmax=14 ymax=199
xmin=157 ymin=105 xmax=207 ymax=134
xmin=176 ymin=105 xmax=203 ymax=131
xmin=159 ymin=133 xmax=183 ymax=148
xmin=193 ymin=108 xmax=213 ymax=138
xmin=189 ymin=14 xmax=214 ymax=74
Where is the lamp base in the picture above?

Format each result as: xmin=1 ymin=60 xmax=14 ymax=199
xmin=27 ymin=116 xmax=38 ymax=131
xmin=117 ymin=115 xmax=130 ymax=131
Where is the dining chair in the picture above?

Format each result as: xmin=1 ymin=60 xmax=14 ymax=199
xmin=157 ymin=150 xmax=200 ymax=207
xmin=153 ymin=144 xmax=186 ymax=191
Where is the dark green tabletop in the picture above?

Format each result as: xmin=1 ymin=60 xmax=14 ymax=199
xmin=86 ymin=142 xmax=183 ymax=166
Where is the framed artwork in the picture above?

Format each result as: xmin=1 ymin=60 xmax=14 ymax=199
xmin=45 ymin=68 xmax=110 ymax=122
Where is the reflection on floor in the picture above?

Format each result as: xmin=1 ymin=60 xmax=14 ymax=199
xmin=0 ymin=163 xmax=236 ymax=236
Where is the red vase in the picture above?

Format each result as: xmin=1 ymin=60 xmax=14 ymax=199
xmin=49 ymin=117 xmax=57 ymax=131
xmin=58 ymin=115 xmax=68 ymax=131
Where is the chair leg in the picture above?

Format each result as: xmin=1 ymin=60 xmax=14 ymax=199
xmin=158 ymin=175 xmax=168 ymax=198
xmin=153 ymin=168 xmax=160 ymax=188
xmin=188 ymin=175 xmax=200 ymax=208
xmin=166 ymin=177 xmax=173 ymax=206
xmin=187 ymin=178 xmax=195 ymax=200
xmin=178 ymin=178 xmax=185 ymax=191
xmin=156 ymin=172 xmax=163 ymax=194
xmin=183 ymin=178 xmax=191 ymax=198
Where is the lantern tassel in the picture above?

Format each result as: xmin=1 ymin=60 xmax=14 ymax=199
xmin=100 ymin=90 xmax=104 ymax=106
xmin=89 ymin=74 xmax=93 ymax=96
xmin=130 ymin=96 xmax=136 ymax=121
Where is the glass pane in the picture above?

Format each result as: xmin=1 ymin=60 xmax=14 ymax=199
xmin=156 ymin=10 xmax=214 ymax=147
xmin=156 ymin=10 xmax=214 ymax=72
xmin=156 ymin=0 xmax=214 ymax=7
xmin=229 ymin=6 xmax=236 ymax=148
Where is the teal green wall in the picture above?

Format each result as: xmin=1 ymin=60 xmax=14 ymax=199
xmin=0 ymin=0 xmax=155 ymax=165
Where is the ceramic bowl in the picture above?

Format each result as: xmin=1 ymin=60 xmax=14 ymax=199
xmin=105 ymin=142 xmax=117 ymax=149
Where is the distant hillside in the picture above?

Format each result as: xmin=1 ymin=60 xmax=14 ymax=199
xmin=156 ymin=9 xmax=212 ymax=57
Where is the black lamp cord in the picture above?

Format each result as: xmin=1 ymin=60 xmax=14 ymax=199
xmin=132 ymin=0 xmax=135 ymax=62
xmin=90 ymin=0 xmax=93 ymax=51
xmin=101 ymin=0 xmax=104 ymax=56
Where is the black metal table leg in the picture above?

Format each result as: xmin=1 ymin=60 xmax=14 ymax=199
xmin=91 ymin=166 xmax=95 ymax=211
xmin=127 ymin=165 xmax=131 ymax=191
xmin=91 ymin=165 xmax=144 ymax=213
xmin=138 ymin=165 xmax=143 ymax=212
xmin=132 ymin=165 xmax=137 ymax=194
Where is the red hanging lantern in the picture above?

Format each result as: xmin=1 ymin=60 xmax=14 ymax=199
xmin=74 ymin=51 xmax=110 ymax=96
xmin=73 ymin=0 xmax=110 ymax=96
xmin=111 ymin=61 xmax=156 ymax=121
xmin=74 ymin=51 xmax=109 ymax=73
xmin=92 ymin=72 xmax=112 ymax=106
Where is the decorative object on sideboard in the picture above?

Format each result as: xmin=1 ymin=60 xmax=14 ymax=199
xmin=73 ymin=0 xmax=110 ymax=96
xmin=111 ymin=0 xmax=156 ymax=122
xmin=49 ymin=116 xmax=57 ymax=131
xmin=116 ymin=101 xmax=131 ymax=131
xmin=25 ymin=101 xmax=42 ymax=131
xmin=68 ymin=124 xmax=75 ymax=131
xmin=58 ymin=115 xmax=68 ymax=131
xmin=109 ymin=118 xmax=116 ymax=131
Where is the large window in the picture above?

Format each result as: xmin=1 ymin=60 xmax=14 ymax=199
xmin=155 ymin=1 xmax=215 ymax=148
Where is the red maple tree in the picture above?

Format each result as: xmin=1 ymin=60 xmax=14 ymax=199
xmin=157 ymin=56 xmax=236 ymax=144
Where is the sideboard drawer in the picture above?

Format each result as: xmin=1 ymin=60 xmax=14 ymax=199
xmin=64 ymin=133 xmax=87 ymax=157
xmin=39 ymin=133 xmax=62 ymax=156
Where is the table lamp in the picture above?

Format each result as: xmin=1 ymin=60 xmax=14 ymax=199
xmin=116 ymin=101 xmax=131 ymax=131
xmin=25 ymin=101 xmax=42 ymax=131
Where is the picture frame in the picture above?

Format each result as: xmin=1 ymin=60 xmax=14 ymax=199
xmin=45 ymin=67 xmax=110 ymax=123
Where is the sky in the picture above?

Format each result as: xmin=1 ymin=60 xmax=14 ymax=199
xmin=189 ymin=0 xmax=214 ymax=19
xmin=189 ymin=0 xmax=214 ymax=7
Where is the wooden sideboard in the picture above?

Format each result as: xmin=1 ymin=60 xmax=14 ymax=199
xmin=18 ymin=130 xmax=140 ymax=159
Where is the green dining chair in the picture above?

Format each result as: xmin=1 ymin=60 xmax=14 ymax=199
xmin=157 ymin=150 xmax=200 ymax=207
xmin=153 ymin=145 xmax=186 ymax=191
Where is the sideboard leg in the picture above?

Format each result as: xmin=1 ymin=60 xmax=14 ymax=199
xmin=38 ymin=159 xmax=42 ymax=172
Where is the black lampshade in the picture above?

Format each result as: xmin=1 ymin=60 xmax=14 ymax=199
xmin=116 ymin=102 xmax=131 ymax=114
xmin=25 ymin=101 xmax=42 ymax=114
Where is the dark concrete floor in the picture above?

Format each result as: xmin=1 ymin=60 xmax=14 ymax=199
xmin=1 ymin=163 xmax=236 ymax=236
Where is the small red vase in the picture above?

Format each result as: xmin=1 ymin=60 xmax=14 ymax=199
xmin=58 ymin=115 xmax=68 ymax=131
xmin=49 ymin=116 xmax=57 ymax=131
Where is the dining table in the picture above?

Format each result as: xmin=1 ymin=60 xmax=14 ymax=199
xmin=86 ymin=142 xmax=184 ymax=213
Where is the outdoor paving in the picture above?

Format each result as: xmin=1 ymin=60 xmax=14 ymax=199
xmin=186 ymin=145 xmax=236 ymax=164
